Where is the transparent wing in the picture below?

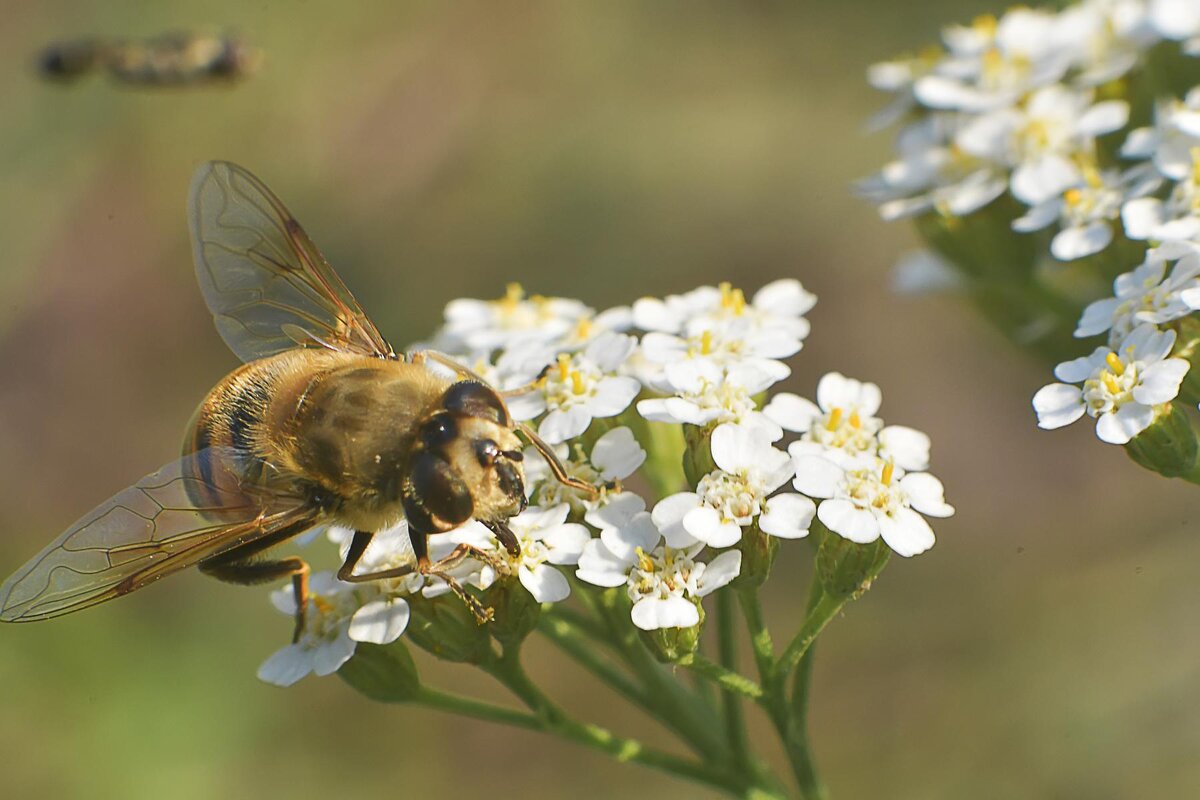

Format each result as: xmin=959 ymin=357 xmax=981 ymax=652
xmin=189 ymin=160 xmax=394 ymax=363
xmin=0 ymin=449 xmax=318 ymax=622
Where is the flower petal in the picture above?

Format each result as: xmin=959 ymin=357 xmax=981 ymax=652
xmin=1032 ymin=383 xmax=1086 ymax=430
xmin=758 ymin=494 xmax=815 ymax=539
xmin=878 ymin=508 xmax=936 ymax=557
xmin=520 ymin=563 xmax=571 ymax=603
xmin=631 ymin=596 xmax=699 ymax=631
xmin=818 ymin=499 xmax=880 ymax=544
xmin=349 ymin=598 xmax=411 ymax=645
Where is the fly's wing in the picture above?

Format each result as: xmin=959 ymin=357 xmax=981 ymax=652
xmin=0 ymin=449 xmax=318 ymax=623
xmin=188 ymin=160 xmax=394 ymax=363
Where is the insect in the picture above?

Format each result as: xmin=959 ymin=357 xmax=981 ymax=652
xmin=0 ymin=161 xmax=601 ymax=638
xmin=37 ymin=32 xmax=261 ymax=86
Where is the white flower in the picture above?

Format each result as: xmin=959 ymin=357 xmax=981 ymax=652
xmin=523 ymin=426 xmax=646 ymax=512
xmin=915 ymin=9 xmax=1072 ymax=112
xmin=632 ymin=280 xmax=815 ymax=339
xmin=1057 ymin=0 xmax=1160 ymax=86
xmin=766 ymin=372 xmax=931 ymax=471
xmin=257 ymin=572 xmax=360 ymax=687
xmin=328 ymin=523 xmax=482 ymax=600
xmin=1033 ymin=324 xmax=1190 ymax=444
xmin=434 ymin=283 xmax=592 ymax=355
xmin=858 ymin=113 xmax=1007 ymax=220
xmin=956 ymin=85 xmax=1129 ymax=205
xmin=1075 ymin=242 xmax=1200 ymax=343
xmin=575 ymin=510 xmax=742 ymax=630
xmin=1151 ymin=0 xmax=1200 ymax=48
xmin=637 ymin=358 xmax=783 ymax=431
xmin=505 ymin=332 xmax=642 ymax=444
xmin=652 ymin=422 xmax=814 ymax=548
xmin=1013 ymin=165 xmax=1160 ymax=260
xmin=792 ymin=454 xmax=954 ymax=557
xmin=465 ymin=504 xmax=592 ymax=603
xmin=1122 ymin=147 xmax=1200 ymax=242
xmin=1121 ymin=89 xmax=1200 ymax=181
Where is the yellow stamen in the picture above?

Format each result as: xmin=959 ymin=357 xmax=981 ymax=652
xmin=1191 ymin=146 xmax=1200 ymax=185
xmin=973 ymin=14 xmax=997 ymax=36
xmin=556 ymin=353 xmax=571 ymax=381
xmin=700 ymin=329 xmax=714 ymax=355
xmin=635 ymin=546 xmax=654 ymax=573
xmin=719 ymin=282 xmax=747 ymax=315
xmin=1105 ymin=351 xmax=1125 ymax=375
xmin=1063 ymin=188 xmax=1083 ymax=207
xmin=881 ymin=460 xmax=895 ymax=487
xmin=574 ymin=316 xmax=593 ymax=341
xmin=313 ymin=596 xmax=334 ymax=615
xmin=502 ymin=282 xmax=524 ymax=307
xmin=826 ymin=408 xmax=844 ymax=431
xmin=570 ymin=370 xmax=585 ymax=395
xmin=849 ymin=409 xmax=862 ymax=429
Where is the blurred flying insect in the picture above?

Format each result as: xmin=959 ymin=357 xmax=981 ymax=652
xmin=0 ymin=161 xmax=603 ymax=637
xmin=37 ymin=32 xmax=262 ymax=86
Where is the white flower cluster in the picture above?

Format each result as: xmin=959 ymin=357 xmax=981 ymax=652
xmin=861 ymin=1 xmax=1199 ymax=263
xmin=259 ymin=279 xmax=956 ymax=684
xmin=859 ymin=2 xmax=1200 ymax=447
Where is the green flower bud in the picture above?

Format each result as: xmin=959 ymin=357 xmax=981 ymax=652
xmin=732 ymin=523 xmax=778 ymax=589
xmin=338 ymin=641 xmax=421 ymax=703
xmin=1171 ymin=315 xmax=1200 ymax=406
xmin=404 ymin=595 xmax=493 ymax=665
xmin=638 ymin=601 xmax=704 ymax=665
xmin=1124 ymin=401 xmax=1199 ymax=479
xmin=487 ymin=578 xmax=541 ymax=648
xmin=816 ymin=523 xmax=890 ymax=600
xmin=682 ymin=424 xmax=717 ymax=488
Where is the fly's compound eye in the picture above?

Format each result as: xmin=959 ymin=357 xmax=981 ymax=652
xmin=443 ymin=381 xmax=511 ymax=426
xmin=404 ymin=452 xmax=474 ymax=531
xmin=475 ymin=439 xmax=501 ymax=467
xmin=420 ymin=412 xmax=458 ymax=450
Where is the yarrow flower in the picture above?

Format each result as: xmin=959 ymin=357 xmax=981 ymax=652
xmin=506 ymin=332 xmax=642 ymax=444
xmin=1033 ymin=324 xmax=1190 ymax=443
xmin=524 ymin=426 xmax=646 ymax=512
xmin=576 ymin=509 xmax=742 ymax=630
xmin=792 ymin=452 xmax=954 ymax=558
xmin=1075 ymin=241 xmax=1200 ymax=343
xmin=653 ymin=421 xmax=815 ymax=548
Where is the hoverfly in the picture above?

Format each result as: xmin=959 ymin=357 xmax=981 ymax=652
xmin=38 ymin=32 xmax=261 ymax=86
xmin=0 ymin=161 xmax=600 ymax=638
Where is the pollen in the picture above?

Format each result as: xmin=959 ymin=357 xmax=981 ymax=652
xmin=1105 ymin=351 xmax=1125 ymax=375
xmin=635 ymin=546 xmax=654 ymax=573
xmin=1063 ymin=188 xmax=1083 ymax=207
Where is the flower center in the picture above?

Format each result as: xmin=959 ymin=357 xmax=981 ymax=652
xmin=843 ymin=462 xmax=908 ymax=517
xmin=1081 ymin=352 xmax=1139 ymax=416
xmin=543 ymin=354 xmax=596 ymax=406
xmin=627 ymin=545 xmax=698 ymax=602
xmin=808 ymin=405 xmax=880 ymax=455
xmin=696 ymin=471 xmax=763 ymax=525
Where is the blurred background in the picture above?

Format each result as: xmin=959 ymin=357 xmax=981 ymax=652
xmin=1 ymin=1 xmax=1198 ymax=797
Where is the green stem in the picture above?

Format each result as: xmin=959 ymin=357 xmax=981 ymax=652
xmin=717 ymin=590 xmax=753 ymax=772
xmin=413 ymin=686 xmax=541 ymax=730
xmin=687 ymin=654 xmax=764 ymax=701
xmin=737 ymin=588 xmax=775 ymax=685
xmin=777 ymin=590 xmax=846 ymax=680
xmin=580 ymin=586 xmax=729 ymax=761
xmin=537 ymin=613 xmax=652 ymax=709
xmin=484 ymin=646 xmax=775 ymax=799
xmin=788 ymin=641 xmax=825 ymax=800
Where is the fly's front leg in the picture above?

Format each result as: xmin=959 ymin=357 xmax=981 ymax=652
xmin=518 ymin=422 xmax=618 ymax=496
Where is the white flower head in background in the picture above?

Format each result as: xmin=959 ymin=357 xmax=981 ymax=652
xmin=506 ymin=332 xmax=641 ymax=444
xmin=1033 ymin=323 xmax=1190 ymax=444
xmin=1121 ymin=88 xmax=1200 ymax=182
xmin=576 ymin=510 xmax=742 ymax=630
xmin=955 ymin=84 xmax=1129 ymax=205
xmin=653 ymin=421 xmax=815 ymax=548
xmin=792 ymin=452 xmax=954 ymax=557
xmin=1122 ymin=149 xmax=1200 ymax=243
xmin=1014 ymin=164 xmax=1160 ymax=260
xmin=637 ymin=358 xmax=783 ymax=432
xmin=1151 ymin=0 xmax=1200 ymax=52
xmin=1075 ymin=241 xmax=1200 ymax=343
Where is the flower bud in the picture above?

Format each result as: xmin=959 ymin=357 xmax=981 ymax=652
xmin=1124 ymin=401 xmax=1199 ymax=479
xmin=1171 ymin=315 xmax=1200 ymax=406
xmin=639 ymin=602 xmax=704 ymax=665
xmin=732 ymin=523 xmax=778 ymax=589
xmin=487 ymin=578 xmax=541 ymax=648
xmin=682 ymin=424 xmax=716 ymax=488
xmin=404 ymin=595 xmax=493 ymax=665
xmin=338 ymin=641 xmax=421 ymax=703
xmin=816 ymin=523 xmax=890 ymax=600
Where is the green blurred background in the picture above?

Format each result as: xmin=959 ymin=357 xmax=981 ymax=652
xmin=2 ymin=1 xmax=1198 ymax=798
